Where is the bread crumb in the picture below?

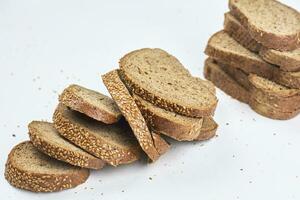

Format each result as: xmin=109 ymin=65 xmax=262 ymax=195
xmin=240 ymin=168 xmax=244 ymax=171
xmin=38 ymin=87 xmax=42 ymax=91
xmin=12 ymin=134 xmax=16 ymax=137
xmin=101 ymin=192 xmax=104 ymax=196
xmin=226 ymin=123 xmax=229 ymax=125
xmin=149 ymin=177 xmax=152 ymax=180
xmin=121 ymin=190 xmax=124 ymax=193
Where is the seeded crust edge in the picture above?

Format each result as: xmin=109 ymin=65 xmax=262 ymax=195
xmin=53 ymin=104 xmax=140 ymax=166
xmin=102 ymin=69 xmax=162 ymax=161
xmin=28 ymin=121 xmax=105 ymax=170
xmin=118 ymin=49 xmax=217 ymax=118
xmin=59 ymin=85 xmax=122 ymax=124
xmin=4 ymin=141 xmax=90 ymax=193
xmin=229 ymin=0 xmax=300 ymax=51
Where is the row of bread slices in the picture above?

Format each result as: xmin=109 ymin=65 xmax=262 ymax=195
xmin=5 ymin=48 xmax=218 ymax=192
xmin=204 ymin=0 xmax=300 ymax=120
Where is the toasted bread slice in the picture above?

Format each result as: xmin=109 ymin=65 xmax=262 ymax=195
xmin=119 ymin=48 xmax=217 ymax=118
xmin=224 ymin=12 xmax=300 ymax=72
xmin=102 ymin=70 xmax=169 ymax=162
xmin=204 ymin=58 xmax=300 ymax=120
xmin=28 ymin=121 xmax=105 ymax=169
xmin=5 ymin=141 xmax=89 ymax=192
xmin=229 ymin=0 xmax=300 ymax=51
xmin=133 ymin=94 xmax=204 ymax=141
xmin=224 ymin=12 xmax=261 ymax=53
xmin=59 ymin=84 xmax=121 ymax=124
xmin=53 ymin=104 xmax=140 ymax=166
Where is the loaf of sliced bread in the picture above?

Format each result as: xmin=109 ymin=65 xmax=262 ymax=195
xmin=28 ymin=121 xmax=105 ymax=169
xmin=5 ymin=141 xmax=89 ymax=192
xmin=102 ymin=70 xmax=169 ymax=162
xmin=59 ymin=84 xmax=121 ymax=124
xmin=224 ymin=12 xmax=300 ymax=73
xmin=133 ymin=94 xmax=204 ymax=141
xmin=53 ymin=104 xmax=141 ymax=166
xmin=119 ymin=48 xmax=217 ymax=118
xmin=229 ymin=0 xmax=300 ymax=51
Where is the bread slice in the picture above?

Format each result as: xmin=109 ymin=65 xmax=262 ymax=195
xmin=272 ymin=68 xmax=300 ymax=89
xmin=224 ymin=12 xmax=300 ymax=73
xmin=53 ymin=104 xmax=141 ymax=166
xmin=197 ymin=117 xmax=218 ymax=141
xmin=102 ymin=70 xmax=169 ymax=162
xmin=59 ymin=84 xmax=121 ymax=124
xmin=28 ymin=121 xmax=105 ymax=169
xmin=133 ymin=94 xmax=204 ymax=141
xmin=224 ymin=12 xmax=261 ymax=53
xmin=204 ymin=58 xmax=300 ymax=120
xmin=205 ymin=30 xmax=274 ymax=79
xmin=229 ymin=0 xmax=300 ymax=51
xmin=5 ymin=141 xmax=89 ymax=192
xmin=119 ymin=48 xmax=217 ymax=118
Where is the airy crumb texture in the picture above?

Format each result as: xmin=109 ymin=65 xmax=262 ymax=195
xmin=53 ymin=104 xmax=141 ymax=166
xmin=229 ymin=0 xmax=300 ymax=51
xmin=119 ymin=48 xmax=217 ymax=118
xmin=28 ymin=121 xmax=105 ymax=169
xmin=5 ymin=141 xmax=89 ymax=192
xmin=102 ymin=70 xmax=167 ymax=161
xmin=59 ymin=84 xmax=121 ymax=124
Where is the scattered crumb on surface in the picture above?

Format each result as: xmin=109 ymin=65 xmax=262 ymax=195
xmin=60 ymin=69 xmax=64 ymax=73
xmin=249 ymin=181 xmax=252 ymax=184
xmin=84 ymin=187 xmax=87 ymax=190
xmin=240 ymin=168 xmax=244 ymax=171
xmin=101 ymin=193 xmax=104 ymax=196
xmin=12 ymin=134 xmax=16 ymax=137
xmin=232 ymin=155 xmax=235 ymax=158
xmin=17 ymin=125 xmax=20 ymax=128
xmin=98 ymin=179 xmax=102 ymax=182
xmin=226 ymin=123 xmax=229 ymax=125
xmin=38 ymin=87 xmax=42 ymax=91
xmin=121 ymin=190 xmax=124 ymax=193
xmin=273 ymin=133 xmax=277 ymax=136
xmin=149 ymin=177 xmax=152 ymax=181
xmin=90 ymin=187 xmax=94 ymax=190
xmin=252 ymin=118 xmax=256 ymax=121
xmin=10 ymin=72 xmax=14 ymax=76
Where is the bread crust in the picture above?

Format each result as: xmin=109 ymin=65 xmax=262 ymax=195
xmin=102 ymin=70 xmax=167 ymax=161
xmin=272 ymin=69 xmax=300 ymax=89
xmin=53 ymin=104 xmax=140 ymax=166
xmin=59 ymin=84 xmax=121 ymax=124
xmin=28 ymin=121 xmax=105 ymax=170
xmin=4 ymin=141 xmax=89 ymax=192
xmin=229 ymin=0 xmax=300 ymax=51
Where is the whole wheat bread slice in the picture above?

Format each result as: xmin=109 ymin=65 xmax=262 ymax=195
xmin=53 ymin=104 xmax=141 ymax=166
xmin=102 ymin=70 xmax=169 ymax=162
xmin=224 ymin=12 xmax=300 ymax=72
xmin=28 ymin=121 xmax=105 ymax=169
xmin=59 ymin=84 xmax=121 ymax=124
xmin=197 ymin=117 xmax=218 ymax=141
xmin=204 ymin=58 xmax=300 ymax=120
xmin=119 ymin=48 xmax=217 ymax=118
xmin=5 ymin=141 xmax=89 ymax=192
xmin=229 ymin=0 xmax=300 ymax=51
xmin=272 ymin=68 xmax=300 ymax=89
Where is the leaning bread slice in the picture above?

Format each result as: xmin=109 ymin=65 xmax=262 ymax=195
xmin=28 ymin=121 xmax=105 ymax=169
xmin=224 ymin=12 xmax=261 ymax=53
xmin=53 ymin=104 xmax=140 ymax=166
xmin=272 ymin=68 xmax=300 ymax=89
xmin=59 ymin=84 xmax=121 ymax=124
xmin=205 ymin=30 xmax=274 ymax=79
xmin=229 ymin=0 xmax=300 ymax=51
xmin=5 ymin=141 xmax=89 ymax=192
xmin=133 ymin=94 xmax=204 ymax=141
xmin=197 ymin=117 xmax=218 ymax=141
xmin=102 ymin=70 xmax=169 ymax=162
xmin=119 ymin=48 xmax=217 ymax=118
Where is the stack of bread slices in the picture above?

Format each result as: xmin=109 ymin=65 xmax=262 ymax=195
xmin=5 ymin=48 xmax=218 ymax=193
xmin=204 ymin=0 xmax=300 ymax=120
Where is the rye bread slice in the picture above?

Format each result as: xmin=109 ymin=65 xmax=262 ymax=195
xmin=224 ymin=12 xmax=261 ymax=53
xmin=5 ymin=141 xmax=89 ymax=192
xmin=205 ymin=30 xmax=274 ymax=79
xmin=229 ymin=0 xmax=300 ymax=51
xmin=102 ymin=70 xmax=169 ymax=162
xmin=224 ymin=12 xmax=300 ymax=72
xmin=133 ymin=94 xmax=204 ymax=141
xmin=53 ymin=104 xmax=140 ymax=166
xmin=119 ymin=48 xmax=217 ymax=118
xmin=59 ymin=84 xmax=121 ymax=124
xmin=204 ymin=58 xmax=300 ymax=120
xmin=28 ymin=121 xmax=105 ymax=169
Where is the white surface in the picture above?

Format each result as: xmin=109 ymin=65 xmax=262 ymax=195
xmin=1 ymin=0 xmax=300 ymax=199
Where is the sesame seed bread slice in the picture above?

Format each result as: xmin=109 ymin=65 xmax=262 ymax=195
xmin=224 ymin=12 xmax=261 ymax=53
xmin=5 ymin=141 xmax=89 ymax=192
xmin=53 ymin=104 xmax=141 ymax=166
xmin=133 ymin=94 xmax=204 ymax=141
xmin=59 ymin=84 xmax=121 ymax=124
xmin=119 ymin=48 xmax=218 ymax=118
xmin=229 ymin=0 xmax=300 ymax=51
xmin=102 ymin=70 xmax=169 ymax=161
xmin=224 ymin=12 xmax=300 ymax=73
xmin=205 ymin=30 xmax=274 ymax=79
xmin=28 ymin=121 xmax=105 ymax=169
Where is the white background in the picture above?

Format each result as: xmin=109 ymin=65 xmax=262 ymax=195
xmin=0 ymin=0 xmax=300 ymax=199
